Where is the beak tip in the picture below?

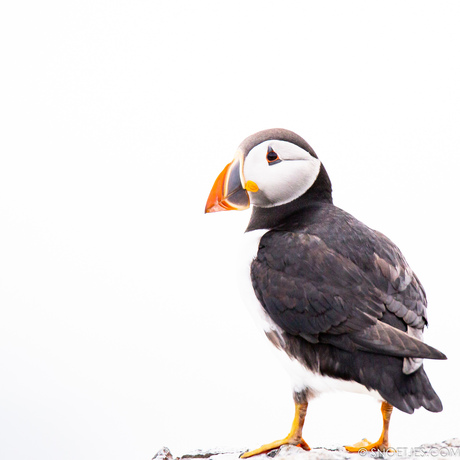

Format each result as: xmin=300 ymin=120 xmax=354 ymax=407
xmin=204 ymin=202 xmax=223 ymax=214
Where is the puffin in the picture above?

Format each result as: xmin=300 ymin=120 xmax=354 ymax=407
xmin=204 ymin=128 xmax=446 ymax=456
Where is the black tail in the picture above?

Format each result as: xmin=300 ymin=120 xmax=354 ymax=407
xmin=379 ymin=364 xmax=443 ymax=414
xmin=291 ymin=335 xmax=444 ymax=415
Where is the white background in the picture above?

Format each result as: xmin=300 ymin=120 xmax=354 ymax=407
xmin=1 ymin=1 xmax=459 ymax=460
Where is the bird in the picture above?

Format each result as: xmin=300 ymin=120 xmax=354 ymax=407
xmin=204 ymin=128 xmax=446 ymax=456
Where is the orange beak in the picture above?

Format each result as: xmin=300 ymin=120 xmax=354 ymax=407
xmin=205 ymin=155 xmax=250 ymax=213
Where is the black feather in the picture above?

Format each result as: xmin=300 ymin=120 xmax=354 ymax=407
xmin=249 ymin=199 xmax=445 ymax=412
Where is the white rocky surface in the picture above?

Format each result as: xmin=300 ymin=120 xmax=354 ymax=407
xmin=153 ymin=439 xmax=460 ymax=460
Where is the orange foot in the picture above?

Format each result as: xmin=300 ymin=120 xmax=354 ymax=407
xmin=240 ymin=436 xmax=310 ymax=458
xmin=345 ymin=437 xmax=394 ymax=453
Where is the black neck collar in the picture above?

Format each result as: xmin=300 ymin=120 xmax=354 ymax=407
xmin=245 ymin=163 xmax=333 ymax=232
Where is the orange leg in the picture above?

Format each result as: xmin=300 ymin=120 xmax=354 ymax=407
xmin=241 ymin=402 xmax=310 ymax=458
xmin=345 ymin=401 xmax=394 ymax=452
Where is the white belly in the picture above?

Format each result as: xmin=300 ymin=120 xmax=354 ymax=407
xmin=238 ymin=229 xmax=382 ymax=401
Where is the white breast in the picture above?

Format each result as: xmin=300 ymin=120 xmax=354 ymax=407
xmin=238 ymin=229 xmax=382 ymax=402
xmin=238 ymin=228 xmax=271 ymax=331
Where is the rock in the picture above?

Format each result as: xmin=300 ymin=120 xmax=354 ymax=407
xmin=180 ymin=448 xmax=246 ymax=460
xmin=263 ymin=445 xmax=351 ymax=460
xmin=445 ymin=438 xmax=460 ymax=448
xmin=153 ymin=440 xmax=460 ymax=460
xmin=153 ymin=446 xmax=350 ymax=460
xmin=153 ymin=447 xmax=174 ymax=460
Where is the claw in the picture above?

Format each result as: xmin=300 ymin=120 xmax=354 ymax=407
xmin=345 ymin=438 xmax=393 ymax=453
xmin=240 ymin=437 xmax=310 ymax=458
xmin=345 ymin=401 xmax=394 ymax=453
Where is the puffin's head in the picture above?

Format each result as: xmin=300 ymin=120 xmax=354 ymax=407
xmin=205 ymin=128 xmax=322 ymax=213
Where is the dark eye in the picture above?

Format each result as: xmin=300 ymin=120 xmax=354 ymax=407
xmin=266 ymin=146 xmax=281 ymax=165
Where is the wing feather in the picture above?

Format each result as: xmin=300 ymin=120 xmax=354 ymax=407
xmin=251 ymin=227 xmax=445 ymax=365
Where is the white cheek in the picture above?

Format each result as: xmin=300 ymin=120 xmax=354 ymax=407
xmin=242 ymin=140 xmax=322 ymax=207
xmin=244 ymin=155 xmax=321 ymax=207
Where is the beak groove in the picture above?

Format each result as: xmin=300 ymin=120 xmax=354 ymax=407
xmin=205 ymin=155 xmax=250 ymax=213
